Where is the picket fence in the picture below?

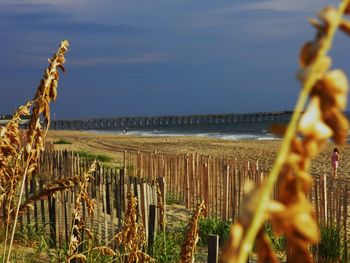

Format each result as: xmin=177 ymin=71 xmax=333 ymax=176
xmin=17 ymin=148 xmax=350 ymax=261
xmin=18 ymin=150 xmax=165 ymax=249
xmin=119 ymin=149 xmax=350 ymax=260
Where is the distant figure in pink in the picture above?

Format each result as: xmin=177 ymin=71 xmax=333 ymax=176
xmin=331 ymin=148 xmax=339 ymax=178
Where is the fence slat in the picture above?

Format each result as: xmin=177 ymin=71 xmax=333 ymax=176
xmin=208 ymin=234 xmax=219 ymax=263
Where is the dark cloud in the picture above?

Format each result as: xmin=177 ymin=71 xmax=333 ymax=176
xmin=0 ymin=10 xmax=146 ymax=35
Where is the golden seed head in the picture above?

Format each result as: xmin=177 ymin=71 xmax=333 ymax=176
xmin=339 ymin=19 xmax=350 ymax=36
xmin=321 ymin=69 xmax=349 ymax=110
xmin=299 ymin=41 xmax=319 ymax=67
xmin=345 ymin=3 xmax=350 ymax=15
xmin=299 ymin=97 xmax=333 ymax=140
xmin=318 ymin=6 xmax=339 ymax=26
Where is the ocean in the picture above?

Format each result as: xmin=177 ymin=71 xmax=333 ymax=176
xmin=89 ymin=121 xmax=288 ymax=141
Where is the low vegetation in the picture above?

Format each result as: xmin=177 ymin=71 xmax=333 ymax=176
xmin=53 ymin=138 xmax=72 ymax=145
xmin=74 ymin=150 xmax=113 ymax=163
xmin=198 ymin=217 xmax=231 ymax=246
xmin=314 ymin=224 xmax=347 ymax=263
xmin=166 ymin=192 xmax=183 ymax=205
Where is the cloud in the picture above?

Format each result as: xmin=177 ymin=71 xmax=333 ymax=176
xmin=0 ymin=7 xmax=145 ymax=35
xmin=190 ymin=0 xmax=333 ymax=42
xmin=8 ymin=51 xmax=173 ymax=68
xmin=215 ymin=0 xmax=332 ymax=13
xmin=69 ymin=53 xmax=173 ymax=66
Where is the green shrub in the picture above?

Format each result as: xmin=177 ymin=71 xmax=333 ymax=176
xmin=153 ymin=228 xmax=184 ymax=263
xmin=53 ymin=138 xmax=72 ymax=145
xmin=264 ymin=223 xmax=286 ymax=253
xmin=314 ymin=224 xmax=347 ymax=263
xmin=198 ymin=217 xmax=231 ymax=246
xmin=75 ymin=150 xmax=113 ymax=162
xmin=166 ymin=192 xmax=183 ymax=205
xmin=15 ymin=221 xmax=51 ymax=256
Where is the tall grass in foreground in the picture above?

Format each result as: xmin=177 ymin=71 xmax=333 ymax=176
xmin=221 ymin=1 xmax=350 ymax=262
xmin=0 ymin=40 xmax=69 ymax=262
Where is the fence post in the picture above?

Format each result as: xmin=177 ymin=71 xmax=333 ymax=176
xmin=141 ymin=183 xmax=149 ymax=239
xmin=157 ymin=177 xmax=166 ymax=230
xmin=343 ymin=187 xmax=348 ymax=263
xmin=207 ymin=234 xmax=219 ymax=263
xmin=203 ymin=161 xmax=209 ymax=217
xmin=323 ymin=174 xmax=328 ymax=224
xmin=123 ymin=150 xmax=127 ymax=176
xmin=185 ymin=154 xmax=190 ymax=209
xmin=148 ymin=204 xmax=157 ymax=256
xmin=48 ymin=195 xmax=57 ymax=248
xmin=223 ymin=165 xmax=229 ymax=220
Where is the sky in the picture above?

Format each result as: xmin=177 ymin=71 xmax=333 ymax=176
xmin=0 ymin=0 xmax=349 ymax=119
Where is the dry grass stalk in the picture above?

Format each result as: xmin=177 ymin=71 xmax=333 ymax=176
xmin=17 ymin=174 xmax=91 ymax=217
xmin=220 ymin=1 xmax=350 ymax=263
xmin=25 ymin=40 xmax=69 ymax=176
xmin=113 ymin=189 xmax=155 ymax=263
xmin=179 ymin=200 xmax=205 ymax=263
xmin=0 ymin=40 xmax=69 ymax=262
xmin=0 ymin=101 xmax=32 ymax=262
xmin=91 ymin=245 xmax=119 ymax=257
xmin=66 ymin=161 xmax=97 ymax=262
xmin=0 ymin=102 xmax=32 ymax=201
xmin=0 ymin=101 xmax=32 ymax=217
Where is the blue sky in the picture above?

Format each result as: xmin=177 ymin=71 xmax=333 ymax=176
xmin=0 ymin=0 xmax=348 ymax=119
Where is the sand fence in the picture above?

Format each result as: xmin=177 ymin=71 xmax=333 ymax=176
xmin=15 ymin=150 xmax=164 ymax=250
xmin=14 ymin=149 xmax=350 ymax=260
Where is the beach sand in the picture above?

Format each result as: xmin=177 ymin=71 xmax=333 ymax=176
xmin=47 ymin=130 xmax=350 ymax=178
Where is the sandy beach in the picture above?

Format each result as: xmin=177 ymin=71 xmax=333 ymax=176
xmin=47 ymin=130 xmax=350 ymax=178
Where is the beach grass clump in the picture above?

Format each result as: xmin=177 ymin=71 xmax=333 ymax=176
xmin=75 ymin=150 xmax=113 ymax=163
xmin=53 ymin=138 xmax=72 ymax=145
xmin=198 ymin=217 xmax=231 ymax=246
xmin=153 ymin=228 xmax=183 ymax=263
xmin=313 ymin=224 xmax=347 ymax=263
xmin=14 ymin=220 xmax=51 ymax=256
xmin=264 ymin=223 xmax=286 ymax=261
xmin=220 ymin=1 xmax=350 ymax=263
xmin=166 ymin=192 xmax=183 ymax=205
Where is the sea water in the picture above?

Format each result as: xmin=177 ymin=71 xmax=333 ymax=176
xmin=88 ymin=121 xmax=287 ymax=141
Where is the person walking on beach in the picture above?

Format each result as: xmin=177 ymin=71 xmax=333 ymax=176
xmin=331 ymin=148 xmax=339 ymax=178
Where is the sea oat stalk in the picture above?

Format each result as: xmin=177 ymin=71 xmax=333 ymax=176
xmin=113 ymin=189 xmax=155 ymax=263
xmin=17 ymin=174 xmax=90 ymax=216
xmin=179 ymin=200 xmax=205 ymax=263
xmin=66 ymin=161 xmax=97 ymax=262
xmin=0 ymin=101 xmax=32 ymax=261
xmin=221 ymin=1 xmax=350 ymax=262
xmin=1 ymin=40 xmax=69 ymax=263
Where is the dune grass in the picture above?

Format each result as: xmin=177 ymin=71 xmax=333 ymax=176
xmin=53 ymin=138 xmax=72 ymax=145
xmin=74 ymin=150 xmax=113 ymax=163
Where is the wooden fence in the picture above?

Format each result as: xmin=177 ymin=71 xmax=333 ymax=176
xmin=119 ymin=149 xmax=265 ymax=220
xmin=118 ymin=149 xmax=350 ymax=258
xmin=18 ymin=148 xmax=350 ymax=261
xmin=312 ymin=174 xmax=350 ymax=261
xmin=18 ymin=150 xmax=165 ymax=249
